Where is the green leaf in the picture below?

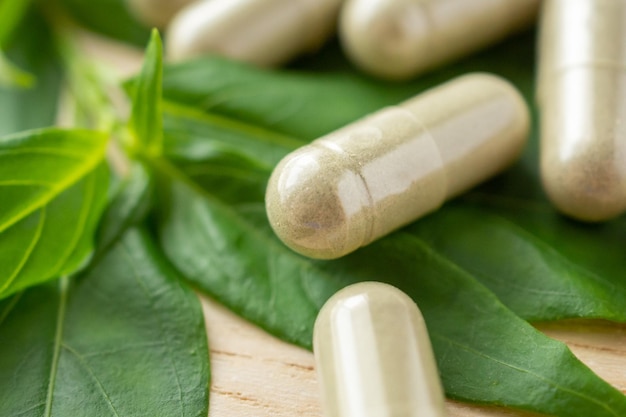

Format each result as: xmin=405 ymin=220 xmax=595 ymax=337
xmin=58 ymin=0 xmax=150 ymax=46
xmin=95 ymin=162 xmax=152 ymax=257
xmin=410 ymin=200 xmax=626 ymax=323
xmin=0 ymin=0 xmax=33 ymax=48
xmin=155 ymin=172 xmax=626 ymax=417
xmin=0 ymin=10 xmax=63 ymax=135
xmin=0 ymin=128 xmax=109 ymax=299
xmin=0 ymin=228 xmax=209 ymax=417
xmin=160 ymin=32 xmax=536 ymax=140
xmin=130 ymin=29 xmax=163 ymax=156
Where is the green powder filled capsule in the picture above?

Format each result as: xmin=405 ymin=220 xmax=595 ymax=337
xmin=265 ymin=73 xmax=529 ymax=260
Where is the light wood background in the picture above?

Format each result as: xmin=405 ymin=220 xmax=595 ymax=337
xmin=202 ymin=294 xmax=626 ymax=417
xmin=78 ymin=31 xmax=626 ymax=417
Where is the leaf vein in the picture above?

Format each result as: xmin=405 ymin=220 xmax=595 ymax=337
xmin=0 ymin=208 xmax=46 ymax=295
xmin=60 ymin=343 xmax=122 ymax=417
xmin=433 ymin=333 xmax=620 ymax=417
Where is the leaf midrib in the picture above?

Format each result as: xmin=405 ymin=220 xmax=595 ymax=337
xmin=435 ymin=332 xmax=620 ymax=417
xmin=44 ymin=277 xmax=69 ymax=417
xmin=394 ymin=231 xmax=623 ymax=416
xmin=162 ymin=100 xmax=305 ymax=150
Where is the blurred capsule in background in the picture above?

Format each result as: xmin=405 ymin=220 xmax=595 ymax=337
xmin=266 ymin=73 xmax=529 ymax=259
xmin=314 ymin=282 xmax=448 ymax=417
xmin=127 ymin=0 xmax=196 ymax=28
xmin=538 ymin=0 xmax=626 ymax=222
xmin=340 ymin=0 xmax=540 ymax=80
xmin=166 ymin=0 xmax=343 ymax=66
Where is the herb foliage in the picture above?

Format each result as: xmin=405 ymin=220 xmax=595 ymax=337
xmin=0 ymin=2 xmax=625 ymax=417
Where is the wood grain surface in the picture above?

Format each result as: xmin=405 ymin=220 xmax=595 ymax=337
xmin=78 ymin=30 xmax=626 ymax=417
xmin=202 ymin=295 xmax=626 ymax=417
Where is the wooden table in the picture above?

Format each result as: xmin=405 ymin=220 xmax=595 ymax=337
xmin=202 ymin=295 xmax=626 ymax=417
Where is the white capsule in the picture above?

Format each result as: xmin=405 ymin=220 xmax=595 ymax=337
xmin=265 ymin=73 xmax=529 ymax=259
xmin=538 ymin=0 xmax=626 ymax=221
xmin=340 ymin=0 xmax=540 ymax=80
xmin=126 ymin=0 xmax=196 ymax=28
xmin=314 ymin=282 xmax=448 ymax=417
xmin=166 ymin=0 xmax=343 ymax=66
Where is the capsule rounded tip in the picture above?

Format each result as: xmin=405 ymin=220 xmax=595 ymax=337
xmin=542 ymin=147 xmax=626 ymax=222
xmin=265 ymin=145 xmax=370 ymax=260
xmin=339 ymin=0 xmax=430 ymax=80
xmin=313 ymin=282 xmax=448 ymax=417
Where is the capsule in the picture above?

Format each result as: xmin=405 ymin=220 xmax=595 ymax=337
xmin=538 ymin=0 xmax=626 ymax=221
xmin=126 ymin=0 xmax=195 ymax=28
xmin=313 ymin=282 xmax=448 ymax=417
xmin=166 ymin=0 xmax=343 ymax=65
xmin=265 ymin=73 xmax=529 ymax=259
xmin=339 ymin=0 xmax=540 ymax=80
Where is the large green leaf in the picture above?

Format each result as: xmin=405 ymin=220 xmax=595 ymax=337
xmin=156 ymin=27 xmax=626 ymax=325
xmin=411 ymin=200 xmax=626 ymax=323
xmin=0 ymin=128 xmax=109 ymax=299
xmin=160 ymin=31 xmax=535 ymax=140
xmin=0 ymin=228 xmax=209 ymax=417
xmin=159 ymin=96 xmax=626 ymax=326
xmin=154 ymin=170 xmax=626 ymax=417
xmin=0 ymin=11 xmax=63 ymax=135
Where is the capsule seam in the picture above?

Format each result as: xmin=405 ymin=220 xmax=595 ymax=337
xmin=545 ymin=61 xmax=626 ymax=76
xmin=401 ymin=109 xmax=449 ymax=207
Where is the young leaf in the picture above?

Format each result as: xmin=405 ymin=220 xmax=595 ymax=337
xmin=0 ymin=10 xmax=62 ymax=135
xmin=0 ymin=228 xmax=209 ymax=417
xmin=130 ymin=29 xmax=163 ymax=156
xmin=155 ymin=173 xmax=626 ymax=417
xmin=0 ymin=128 xmax=109 ymax=299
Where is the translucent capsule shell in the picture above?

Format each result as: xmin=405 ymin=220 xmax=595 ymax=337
xmin=340 ymin=0 xmax=540 ymax=80
xmin=166 ymin=0 xmax=342 ymax=66
xmin=265 ymin=73 xmax=529 ymax=259
xmin=313 ymin=282 xmax=448 ymax=417
xmin=538 ymin=0 xmax=626 ymax=221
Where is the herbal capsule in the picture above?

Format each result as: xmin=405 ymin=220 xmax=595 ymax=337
xmin=538 ymin=0 xmax=626 ymax=221
xmin=313 ymin=282 xmax=448 ymax=417
xmin=166 ymin=0 xmax=342 ymax=65
xmin=265 ymin=73 xmax=529 ymax=259
xmin=127 ymin=0 xmax=195 ymax=28
xmin=340 ymin=0 xmax=540 ymax=80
